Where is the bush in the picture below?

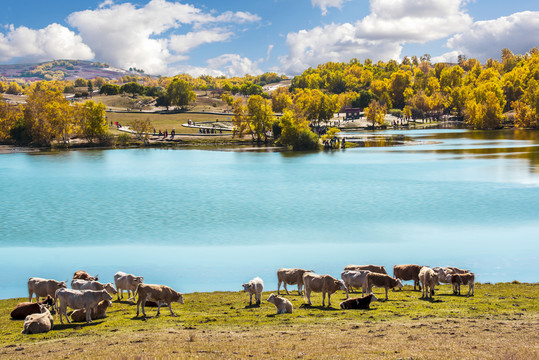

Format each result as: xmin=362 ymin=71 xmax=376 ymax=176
xmin=389 ymin=109 xmax=403 ymax=117
xmin=294 ymin=129 xmax=320 ymax=150
xmin=116 ymin=133 xmax=131 ymax=146
xmin=411 ymin=107 xmax=424 ymax=119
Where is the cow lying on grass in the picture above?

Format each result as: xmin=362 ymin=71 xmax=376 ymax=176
xmin=21 ymin=306 xmax=53 ymax=334
xmin=267 ymin=293 xmax=293 ymax=314
xmin=11 ymin=296 xmax=54 ymax=320
xmin=340 ymin=293 xmax=378 ymax=310
xmin=71 ymin=300 xmax=112 ymax=322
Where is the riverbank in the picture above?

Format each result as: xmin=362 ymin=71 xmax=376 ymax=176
xmin=1 ymin=283 xmax=537 ymax=359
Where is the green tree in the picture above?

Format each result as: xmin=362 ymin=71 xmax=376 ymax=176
xmin=167 ymin=79 xmax=196 ymax=110
xmin=99 ymin=84 xmax=120 ymax=95
xmin=121 ymin=82 xmax=145 ymax=97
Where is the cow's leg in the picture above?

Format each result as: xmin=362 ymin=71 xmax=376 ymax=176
xmin=168 ymin=303 xmax=176 ymax=316
xmin=28 ymin=289 xmax=33 ymax=303
xmin=136 ymin=298 xmax=141 ymax=317
xmin=249 ymin=293 xmax=253 ymax=305
xmin=141 ymin=298 xmax=147 ymax=317
xmin=86 ymin=305 xmax=92 ymax=323
xmin=277 ymin=280 xmax=281 ymax=295
xmin=306 ymin=289 xmax=311 ymax=305
xmin=385 ymin=287 xmax=389 ymax=300
xmin=156 ymin=301 xmax=161 ymax=316
xmin=327 ymin=292 xmax=331 ymax=307
xmin=297 ymin=284 xmax=302 ymax=296
xmin=284 ymin=283 xmax=289 ymax=295
xmin=256 ymin=292 xmax=261 ymax=305
xmin=322 ymin=291 xmax=326 ymax=307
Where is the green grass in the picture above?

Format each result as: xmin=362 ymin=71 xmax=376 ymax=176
xmin=1 ymin=283 xmax=537 ymax=359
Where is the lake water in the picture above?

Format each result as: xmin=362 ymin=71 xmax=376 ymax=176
xmin=1 ymin=129 xmax=538 ymax=299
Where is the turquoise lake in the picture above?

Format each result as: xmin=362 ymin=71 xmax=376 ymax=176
xmin=1 ymin=129 xmax=538 ymax=298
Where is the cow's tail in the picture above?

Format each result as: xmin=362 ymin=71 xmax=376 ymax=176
xmin=127 ymin=284 xmax=141 ymax=303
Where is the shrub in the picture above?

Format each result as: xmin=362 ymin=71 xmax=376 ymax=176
xmin=116 ymin=133 xmax=131 ymax=146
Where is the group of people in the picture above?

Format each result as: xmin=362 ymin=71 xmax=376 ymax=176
xmin=199 ymin=127 xmax=222 ymax=134
xmin=155 ymin=128 xmax=175 ymax=139
xmin=324 ymin=136 xmax=346 ymax=149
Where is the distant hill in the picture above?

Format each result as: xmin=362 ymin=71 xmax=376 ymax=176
xmin=0 ymin=60 xmax=137 ymax=82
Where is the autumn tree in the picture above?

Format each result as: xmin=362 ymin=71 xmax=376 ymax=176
xmin=6 ymin=82 xmax=23 ymax=95
xmin=247 ymin=95 xmax=274 ymax=142
xmin=278 ymin=110 xmax=319 ymax=150
xmin=130 ymin=118 xmax=152 ymax=144
xmin=74 ymin=100 xmax=108 ymax=142
xmin=0 ymin=95 xmax=22 ymax=141
xmin=271 ymin=87 xmax=292 ymax=113
xmin=167 ymin=78 xmax=196 ymax=110
xmin=364 ymin=100 xmax=387 ymax=128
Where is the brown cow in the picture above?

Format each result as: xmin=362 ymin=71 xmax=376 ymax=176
xmin=339 ymin=293 xmax=378 ymax=310
xmin=135 ymin=284 xmax=184 ymax=317
xmin=452 ymin=273 xmax=475 ymax=296
xmin=73 ymin=270 xmax=98 ymax=281
xmin=366 ymin=273 xmax=403 ymax=300
xmin=302 ymin=273 xmax=347 ymax=307
xmin=345 ymin=264 xmax=387 ymax=274
xmin=277 ymin=268 xmax=312 ymax=295
xmin=11 ymin=296 xmax=54 ymax=320
xmin=393 ymin=264 xmax=423 ymax=291
xmin=71 ymin=300 xmax=112 ymax=322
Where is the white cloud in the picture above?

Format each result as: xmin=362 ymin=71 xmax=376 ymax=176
xmin=445 ymin=11 xmax=539 ymax=61
xmin=170 ymin=54 xmax=262 ymax=78
xmin=98 ymin=0 xmax=114 ymax=9
xmin=311 ymin=0 xmax=349 ymax=16
xmin=266 ymin=44 xmax=274 ymax=62
xmin=0 ymin=23 xmax=94 ymax=63
xmin=281 ymin=0 xmax=472 ymax=74
xmin=66 ymin=0 xmax=259 ymax=74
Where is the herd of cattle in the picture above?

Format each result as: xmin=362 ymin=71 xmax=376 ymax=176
xmin=12 ymin=264 xmax=475 ymax=334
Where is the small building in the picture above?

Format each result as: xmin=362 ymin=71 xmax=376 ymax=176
xmin=343 ymin=108 xmax=361 ymax=119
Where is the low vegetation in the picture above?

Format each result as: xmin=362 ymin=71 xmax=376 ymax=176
xmin=0 ymin=283 xmax=537 ymax=358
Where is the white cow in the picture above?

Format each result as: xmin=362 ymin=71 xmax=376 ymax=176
xmin=21 ymin=305 xmax=53 ymax=334
xmin=242 ymin=277 xmax=264 ymax=306
xmin=55 ymin=288 xmax=113 ymax=324
xmin=341 ymin=270 xmax=371 ymax=298
xmin=28 ymin=277 xmax=67 ymax=303
xmin=71 ymin=279 xmax=117 ymax=295
xmin=114 ymin=271 xmax=144 ymax=300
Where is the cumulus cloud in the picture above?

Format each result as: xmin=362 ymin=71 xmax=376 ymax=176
xmin=66 ymin=0 xmax=259 ymax=74
xmin=0 ymin=23 xmax=94 ymax=63
xmin=445 ymin=11 xmax=539 ymax=61
xmin=281 ymin=0 xmax=472 ymax=74
xmin=311 ymin=0 xmax=349 ymax=15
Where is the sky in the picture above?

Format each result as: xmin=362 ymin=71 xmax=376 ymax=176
xmin=0 ymin=0 xmax=538 ymax=77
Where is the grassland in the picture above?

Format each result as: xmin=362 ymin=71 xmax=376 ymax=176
xmin=1 ymin=283 xmax=537 ymax=359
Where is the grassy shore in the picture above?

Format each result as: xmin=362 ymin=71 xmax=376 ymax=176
xmin=1 ymin=283 xmax=537 ymax=359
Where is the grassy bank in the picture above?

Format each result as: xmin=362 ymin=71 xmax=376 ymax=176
xmin=1 ymin=283 xmax=537 ymax=359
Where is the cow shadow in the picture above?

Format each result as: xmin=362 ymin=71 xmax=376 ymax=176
xmin=53 ymin=321 xmax=103 ymax=330
xmin=418 ymin=297 xmax=443 ymax=303
xmin=243 ymin=304 xmax=261 ymax=309
xmin=299 ymin=304 xmax=339 ymax=311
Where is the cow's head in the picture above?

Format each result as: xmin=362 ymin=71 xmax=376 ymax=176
xmin=369 ymin=293 xmax=379 ymax=302
xmin=135 ymin=277 xmax=144 ymax=284
xmin=173 ymin=291 xmax=184 ymax=304
xmin=101 ymin=290 xmax=113 ymax=301
xmin=241 ymin=283 xmax=251 ymax=292
xmin=395 ymin=279 xmax=403 ymax=290
xmin=337 ymin=280 xmax=347 ymax=292
xmin=59 ymin=281 xmax=67 ymax=289
xmin=267 ymin=293 xmax=276 ymax=303
xmin=104 ymin=283 xmax=118 ymax=295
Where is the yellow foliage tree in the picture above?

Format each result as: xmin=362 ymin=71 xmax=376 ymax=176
xmin=364 ymin=100 xmax=387 ymax=128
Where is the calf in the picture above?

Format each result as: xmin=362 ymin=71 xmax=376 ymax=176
xmin=11 ymin=296 xmax=54 ymax=320
xmin=21 ymin=305 xmax=53 ymax=334
xmin=339 ymin=293 xmax=378 ymax=310
xmin=419 ymin=267 xmax=438 ymax=299
xmin=366 ymin=273 xmax=403 ymax=300
xmin=267 ymin=293 xmax=293 ymax=314
xmin=71 ymin=300 xmax=112 ymax=322
xmin=446 ymin=266 xmax=469 ymax=274
xmin=28 ymin=277 xmax=67 ymax=303
xmin=393 ymin=264 xmax=423 ymax=291
xmin=55 ymin=288 xmax=113 ymax=324
xmin=135 ymin=284 xmax=184 ymax=317
xmin=71 ymin=279 xmax=117 ymax=295
xmin=73 ymin=270 xmax=98 ymax=281
xmin=303 ymin=273 xmax=347 ymax=307
xmin=340 ymin=270 xmax=371 ymax=298
xmin=452 ymin=273 xmax=475 ymax=296
xmin=114 ymin=271 xmax=144 ymax=300
xmin=345 ymin=264 xmax=387 ymax=274
xmin=242 ymin=277 xmax=264 ymax=306
xmin=277 ymin=268 xmax=313 ymax=295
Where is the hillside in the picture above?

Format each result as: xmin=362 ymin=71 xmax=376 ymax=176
xmin=0 ymin=60 xmax=133 ymax=82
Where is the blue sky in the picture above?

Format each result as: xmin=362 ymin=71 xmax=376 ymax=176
xmin=1 ymin=0 xmax=538 ymax=77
